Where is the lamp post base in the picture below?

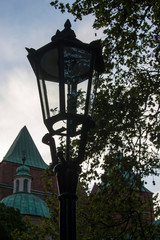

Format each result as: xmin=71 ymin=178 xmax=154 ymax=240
xmin=59 ymin=193 xmax=77 ymax=240
xmin=55 ymin=162 xmax=81 ymax=240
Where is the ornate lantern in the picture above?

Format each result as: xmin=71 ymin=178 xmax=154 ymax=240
xmin=26 ymin=20 xmax=104 ymax=240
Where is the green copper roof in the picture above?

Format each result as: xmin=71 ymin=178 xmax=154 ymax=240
xmin=1 ymin=193 xmax=50 ymax=217
xmin=153 ymin=219 xmax=160 ymax=225
xmin=3 ymin=126 xmax=48 ymax=169
xmin=16 ymin=165 xmax=31 ymax=177
xmin=99 ymin=163 xmax=152 ymax=194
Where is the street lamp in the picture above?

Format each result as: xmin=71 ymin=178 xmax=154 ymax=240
xmin=26 ymin=20 xmax=104 ymax=240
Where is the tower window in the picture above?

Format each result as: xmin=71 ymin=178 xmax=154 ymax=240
xmin=16 ymin=180 xmax=19 ymax=193
xmin=23 ymin=179 xmax=28 ymax=192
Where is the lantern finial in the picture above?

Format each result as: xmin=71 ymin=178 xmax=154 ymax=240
xmin=52 ymin=19 xmax=76 ymax=41
xmin=64 ymin=19 xmax=71 ymax=29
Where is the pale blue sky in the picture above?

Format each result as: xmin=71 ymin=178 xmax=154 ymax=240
xmin=0 ymin=0 xmax=159 ymax=195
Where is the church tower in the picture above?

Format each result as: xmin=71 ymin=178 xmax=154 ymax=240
xmin=13 ymin=158 xmax=32 ymax=194
xmin=1 ymin=159 xmax=50 ymax=221
xmin=0 ymin=126 xmax=49 ymax=200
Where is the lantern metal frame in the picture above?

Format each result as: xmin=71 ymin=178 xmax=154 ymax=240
xmin=26 ymin=20 xmax=104 ymax=240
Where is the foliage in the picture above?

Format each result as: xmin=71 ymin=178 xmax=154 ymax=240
xmin=40 ymin=167 xmax=160 ymax=239
xmin=12 ymin=216 xmax=57 ymax=240
xmin=42 ymin=1 xmax=160 ymax=239
xmin=50 ymin=0 xmax=160 ymax=179
xmin=0 ymin=203 xmax=26 ymax=240
xmin=50 ymin=0 xmax=160 ymax=72
xmin=77 ymin=164 xmax=160 ymax=240
xmin=11 ymin=166 xmax=160 ymax=239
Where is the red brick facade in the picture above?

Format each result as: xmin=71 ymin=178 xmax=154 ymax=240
xmin=91 ymin=183 xmax=154 ymax=223
xmin=0 ymin=161 xmax=49 ymax=201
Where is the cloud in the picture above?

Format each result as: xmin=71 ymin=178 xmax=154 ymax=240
xmin=0 ymin=66 xmax=51 ymax=162
xmin=0 ymin=6 xmax=76 ymax=164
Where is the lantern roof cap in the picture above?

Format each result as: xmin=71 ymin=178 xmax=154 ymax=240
xmin=52 ymin=19 xmax=76 ymax=41
xmin=26 ymin=20 xmax=105 ymax=74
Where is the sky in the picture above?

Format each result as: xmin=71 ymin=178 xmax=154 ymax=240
xmin=0 ymin=0 xmax=159 ymax=195
xmin=0 ymin=0 xmax=99 ymax=162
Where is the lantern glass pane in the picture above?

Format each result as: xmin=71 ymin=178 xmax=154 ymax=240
xmin=64 ymin=47 xmax=91 ymax=115
xmin=39 ymin=79 xmax=59 ymax=120
xmin=39 ymin=79 xmax=49 ymax=120
xmin=45 ymin=81 xmax=59 ymax=118
xmin=65 ymin=79 xmax=88 ymax=115
xmin=64 ymin=47 xmax=91 ymax=82
xmin=40 ymin=48 xmax=59 ymax=82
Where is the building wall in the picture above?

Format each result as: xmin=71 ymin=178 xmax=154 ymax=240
xmin=91 ymin=183 xmax=155 ymax=224
xmin=0 ymin=161 xmax=48 ymax=200
xmin=141 ymin=191 xmax=155 ymax=222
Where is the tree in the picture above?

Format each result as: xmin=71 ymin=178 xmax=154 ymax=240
xmin=12 ymin=216 xmax=58 ymax=240
xmin=49 ymin=0 xmax=160 ymax=187
xmin=0 ymin=203 xmax=26 ymax=240
xmin=48 ymin=1 xmax=160 ymax=239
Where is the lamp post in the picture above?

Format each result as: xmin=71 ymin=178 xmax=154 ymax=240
xmin=26 ymin=20 xmax=104 ymax=240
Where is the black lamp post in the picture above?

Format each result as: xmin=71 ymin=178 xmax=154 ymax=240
xmin=26 ymin=20 xmax=104 ymax=240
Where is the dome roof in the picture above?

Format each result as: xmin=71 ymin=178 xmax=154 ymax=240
xmin=16 ymin=165 xmax=31 ymax=177
xmin=1 ymin=193 xmax=49 ymax=217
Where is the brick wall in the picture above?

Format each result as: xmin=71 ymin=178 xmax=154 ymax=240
xmin=0 ymin=161 xmax=53 ymax=200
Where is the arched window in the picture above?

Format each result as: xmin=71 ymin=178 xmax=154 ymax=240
xmin=16 ymin=180 xmax=19 ymax=193
xmin=23 ymin=179 xmax=28 ymax=192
